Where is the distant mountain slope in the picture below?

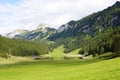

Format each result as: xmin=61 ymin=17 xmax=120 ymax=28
xmin=48 ymin=1 xmax=120 ymax=40
xmin=6 ymin=29 xmax=29 ymax=38
xmin=7 ymin=1 xmax=120 ymax=41
xmin=7 ymin=23 xmax=56 ymax=41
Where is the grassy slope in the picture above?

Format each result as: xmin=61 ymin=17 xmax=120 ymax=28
xmin=68 ymin=48 xmax=81 ymax=55
xmin=50 ymin=45 xmax=80 ymax=55
xmin=49 ymin=46 xmax=65 ymax=60
xmin=49 ymin=46 xmax=81 ymax=60
xmin=0 ymin=58 xmax=120 ymax=80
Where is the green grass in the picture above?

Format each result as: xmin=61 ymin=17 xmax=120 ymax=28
xmin=49 ymin=46 xmax=81 ymax=60
xmin=0 ymin=58 xmax=120 ymax=80
xmin=68 ymin=48 xmax=81 ymax=55
xmin=49 ymin=46 xmax=65 ymax=60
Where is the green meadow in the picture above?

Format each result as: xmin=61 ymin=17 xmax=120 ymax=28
xmin=0 ymin=58 xmax=120 ymax=80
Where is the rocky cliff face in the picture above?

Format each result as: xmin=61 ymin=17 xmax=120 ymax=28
xmin=57 ymin=21 xmax=75 ymax=33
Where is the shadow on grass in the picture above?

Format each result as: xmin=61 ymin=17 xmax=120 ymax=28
xmin=0 ymin=58 xmax=103 ymax=69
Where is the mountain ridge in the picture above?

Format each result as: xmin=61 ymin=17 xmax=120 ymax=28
xmin=48 ymin=1 xmax=120 ymax=41
xmin=7 ymin=1 xmax=120 ymax=41
xmin=47 ymin=1 xmax=120 ymax=55
xmin=7 ymin=23 xmax=56 ymax=41
xmin=6 ymin=1 xmax=120 ymax=56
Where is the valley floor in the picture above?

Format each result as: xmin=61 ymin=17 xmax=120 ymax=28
xmin=0 ymin=57 xmax=120 ymax=80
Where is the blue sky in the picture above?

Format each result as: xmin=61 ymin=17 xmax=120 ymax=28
xmin=0 ymin=0 xmax=20 ymax=4
xmin=0 ymin=0 xmax=20 ymax=16
xmin=0 ymin=0 xmax=119 ymax=35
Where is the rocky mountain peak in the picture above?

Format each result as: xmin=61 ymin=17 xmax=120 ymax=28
xmin=36 ymin=23 xmax=48 ymax=33
xmin=111 ymin=1 xmax=120 ymax=8
xmin=37 ymin=23 xmax=47 ymax=29
xmin=115 ymin=1 xmax=120 ymax=5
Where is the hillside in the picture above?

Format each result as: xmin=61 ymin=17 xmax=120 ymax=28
xmin=49 ymin=1 xmax=120 ymax=40
xmin=48 ymin=1 xmax=120 ymax=57
xmin=0 ymin=35 xmax=48 ymax=58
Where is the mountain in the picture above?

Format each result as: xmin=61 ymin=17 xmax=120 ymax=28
xmin=6 ymin=1 xmax=120 ymax=57
xmin=6 ymin=29 xmax=29 ymax=38
xmin=8 ymin=1 xmax=120 ymax=41
xmin=48 ymin=1 xmax=120 ymax=40
xmin=47 ymin=1 xmax=120 ymax=56
xmin=7 ymin=23 xmax=56 ymax=41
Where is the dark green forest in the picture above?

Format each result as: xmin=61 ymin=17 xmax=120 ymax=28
xmin=0 ymin=35 xmax=48 ymax=58
xmin=48 ymin=27 xmax=120 ymax=58
xmin=80 ymin=27 xmax=120 ymax=57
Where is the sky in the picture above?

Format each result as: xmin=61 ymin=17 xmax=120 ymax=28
xmin=0 ymin=0 xmax=119 ymax=35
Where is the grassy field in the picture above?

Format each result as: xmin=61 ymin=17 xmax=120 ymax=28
xmin=0 ymin=58 xmax=120 ymax=80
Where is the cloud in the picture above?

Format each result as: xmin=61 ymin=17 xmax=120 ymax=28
xmin=0 ymin=0 xmax=119 ymax=35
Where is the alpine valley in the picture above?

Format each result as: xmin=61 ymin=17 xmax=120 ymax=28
xmin=0 ymin=1 xmax=120 ymax=80
xmin=6 ymin=1 xmax=120 ymax=58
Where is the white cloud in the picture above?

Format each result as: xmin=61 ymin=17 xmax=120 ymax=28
xmin=0 ymin=0 xmax=119 ymax=35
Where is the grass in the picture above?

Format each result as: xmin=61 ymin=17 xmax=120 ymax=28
xmin=68 ymin=48 xmax=81 ymax=55
xmin=0 ymin=58 xmax=120 ymax=80
xmin=49 ymin=46 xmax=65 ymax=60
xmin=0 ymin=56 xmax=33 ymax=65
xmin=49 ymin=46 xmax=81 ymax=60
